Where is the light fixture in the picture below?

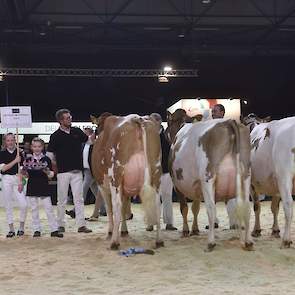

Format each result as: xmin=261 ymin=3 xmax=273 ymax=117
xmin=243 ymin=100 xmax=248 ymax=105
xmin=202 ymin=0 xmax=211 ymax=3
xmin=164 ymin=66 xmax=173 ymax=72
xmin=0 ymin=74 xmax=3 ymax=81
xmin=158 ymin=76 xmax=169 ymax=83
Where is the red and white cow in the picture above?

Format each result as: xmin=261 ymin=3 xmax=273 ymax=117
xmin=243 ymin=114 xmax=295 ymax=248
xmin=91 ymin=113 xmax=164 ymax=250
xmin=167 ymin=109 xmax=253 ymax=251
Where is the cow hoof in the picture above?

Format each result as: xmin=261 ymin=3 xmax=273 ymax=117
xmin=251 ymin=229 xmax=262 ymax=238
xmin=271 ymin=229 xmax=280 ymax=238
xmin=281 ymin=240 xmax=292 ymax=249
xmin=205 ymin=243 xmax=216 ymax=252
xmin=182 ymin=231 xmax=190 ymax=238
xmin=190 ymin=230 xmax=200 ymax=236
xmin=155 ymin=241 xmax=164 ymax=248
xmin=110 ymin=242 xmax=120 ymax=250
xmin=121 ymin=231 xmax=129 ymax=237
xmin=244 ymin=242 xmax=254 ymax=251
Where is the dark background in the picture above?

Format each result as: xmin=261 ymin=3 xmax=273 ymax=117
xmin=1 ymin=0 xmax=295 ymax=121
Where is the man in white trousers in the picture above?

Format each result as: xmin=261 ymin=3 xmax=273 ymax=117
xmin=47 ymin=109 xmax=92 ymax=233
xmin=146 ymin=113 xmax=177 ymax=231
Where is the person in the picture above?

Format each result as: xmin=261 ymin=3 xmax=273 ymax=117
xmin=146 ymin=113 xmax=177 ymax=231
xmin=23 ymin=140 xmax=31 ymax=155
xmin=46 ymin=109 xmax=92 ymax=233
xmin=211 ymin=103 xmax=225 ymax=119
xmin=0 ymin=133 xmax=28 ymax=238
xmin=66 ymin=127 xmax=107 ymax=220
xmin=23 ymin=138 xmax=63 ymax=238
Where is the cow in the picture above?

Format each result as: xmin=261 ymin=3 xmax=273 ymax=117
xmin=91 ymin=113 xmax=164 ymax=250
xmin=167 ymin=109 xmax=253 ymax=251
xmin=242 ymin=113 xmax=295 ymax=248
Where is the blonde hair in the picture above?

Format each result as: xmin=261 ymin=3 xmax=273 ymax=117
xmin=31 ymin=137 xmax=45 ymax=146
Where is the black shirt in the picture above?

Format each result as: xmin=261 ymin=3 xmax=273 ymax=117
xmin=24 ymin=155 xmax=52 ymax=197
xmin=47 ymin=127 xmax=88 ymax=173
xmin=160 ymin=128 xmax=171 ymax=174
xmin=0 ymin=149 xmax=22 ymax=175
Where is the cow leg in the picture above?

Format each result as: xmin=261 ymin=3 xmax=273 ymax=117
xmin=242 ymin=176 xmax=254 ymax=251
xmin=121 ymin=197 xmax=129 ymax=237
xmin=155 ymin=191 xmax=164 ymax=248
xmin=190 ymin=199 xmax=200 ymax=236
xmin=99 ymin=186 xmax=113 ymax=238
xmin=251 ymin=190 xmax=262 ymax=238
xmin=178 ymin=193 xmax=189 ymax=237
xmin=109 ymin=185 xmax=122 ymax=250
xmin=277 ymin=177 xmax=293 ymax=248
xmin=202 ymin=180 xmax=216 ymax=252
xmin=271 ymin=196 xmax=281 ymax=238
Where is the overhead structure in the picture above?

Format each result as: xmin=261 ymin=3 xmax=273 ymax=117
xmin=0 ymin=67 xmax=198 ymax=78
xmin=0 ymin=0 xmax=295 ymax=56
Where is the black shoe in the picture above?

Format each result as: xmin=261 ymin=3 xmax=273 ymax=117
xmin=205 ymin=223 xmax=219 ymax=230
xmin=6 ymin=231 xmax=15 ymax=238
xmin=78 ymin=226 xmax=92 ymax=233
xmin=166 ymin=224 xmax=178 ymax=231
xmin=17 ymin=230 xmax=24 ymax=236
xmin=58 ymin=226 xmax=65 ymax=233
xmin=65 ymin=209 xmax=76 ymax=219
xmin=33 ymin=231 xmax=41 ymax=237
xmin=51 ymin=231 xmax=64 ymax=238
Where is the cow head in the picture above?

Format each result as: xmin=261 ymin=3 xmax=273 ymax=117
xmin=241 ymin=113 xmax=271 ymax=132
xmin=166 ymin=109 xmax=188 ymax=143
xmin=90 ymin=112 xmax=113 ymax=134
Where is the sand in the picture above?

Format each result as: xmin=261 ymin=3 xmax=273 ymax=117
xmin=0 ymin=201 xmax=294 ymax=295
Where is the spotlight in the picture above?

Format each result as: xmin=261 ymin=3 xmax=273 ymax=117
xmin=158 ymin=76 xmax=169 ymax=83
xmin=163 ymin=66 xmax=172 ymax=72
xmin=0 ymin=74 xmax=3 ymax=81
xmin=243 ymin=100 xmax=248 ymax=105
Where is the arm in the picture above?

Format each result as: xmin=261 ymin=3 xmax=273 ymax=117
xmin=44 ymin=158 xmax=55 ymax=179
xmin=77 ymin=128 xmax=89 ymax=143
xmin=1 ymin=156 xmax=21 ymax=172
xmin=46 ymin=134 xmax=58 ymax=174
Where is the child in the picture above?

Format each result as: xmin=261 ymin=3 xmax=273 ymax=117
xmin=23 ymin=137 xmax=63 ymax=238
xmin=0 ymin=133 xmax=27 ymax=238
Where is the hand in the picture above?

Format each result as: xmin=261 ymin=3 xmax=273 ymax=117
xmin=14 ymin=156 xmax=21 ymax=164
xmin=18 ymin=183 xmax=23 ymax=193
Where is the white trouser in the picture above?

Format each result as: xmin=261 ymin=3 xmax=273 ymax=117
xmin=160 ymin=173 xmax=174 ymax=225
xmin=57 ymin=171 xmax=85 ymax=228
xmin=2 ymin=174 xmax=28 ymax=226
xmin=28 ymin=197 xmax=58 ymax=232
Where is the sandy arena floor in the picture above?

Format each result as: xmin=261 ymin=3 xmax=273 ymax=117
xmin=0 ymin=201 xmax=294 ymax=295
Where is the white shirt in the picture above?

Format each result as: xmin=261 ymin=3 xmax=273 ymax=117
xmin=83 ymin=143 xmax=91 ymax=169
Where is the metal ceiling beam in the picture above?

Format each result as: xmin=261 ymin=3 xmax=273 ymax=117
xmin=106 ymin=0 xmax=134 ymax=24
xmin=167 ymin=0 xmax=191 ymax=23
xmin=0 ymin=68 xmax=199 ymax=78
xmin=23 ymin=0 xmax=44 ymax=21
xmin=248 ymin=0 xmax=275 ymax=24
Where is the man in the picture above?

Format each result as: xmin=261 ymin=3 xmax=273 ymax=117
xmin=66 ymin=127 xmax=106 ymax=220
xmin=212 ymin=103 xmax=225 ymax=119
xmin=146 ymin=113 xmax=177 ymax=231
xmin=47 ymin=109 xmax=92 ymax=233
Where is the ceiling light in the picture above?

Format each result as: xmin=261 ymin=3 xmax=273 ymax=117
xmin=243 ymin=100 xmax=248 ymax=105
xmin=158 ymin=76 xmax=169 ymax=83
xmin=164 ymin=66 xmax=173 ymax=72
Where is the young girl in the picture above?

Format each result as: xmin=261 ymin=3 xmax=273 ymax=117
xmin=23 ymin=138 xmax=63 ymax=238
xmin=0 ymin=133 xmax=27 ymax=238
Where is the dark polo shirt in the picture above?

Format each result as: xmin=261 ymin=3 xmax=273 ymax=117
xmin=47 ymin=127 xmax=88 ymax=173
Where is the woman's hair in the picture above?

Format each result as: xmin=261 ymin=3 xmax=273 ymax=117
xmin=31 ymin=137 xmax=45 ymax=146
xmin=4 ymin=133 xmax=15 ymax=141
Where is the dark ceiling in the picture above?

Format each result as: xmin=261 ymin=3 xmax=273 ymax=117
xmin=0 ymin=0 xmax=295 ymax=120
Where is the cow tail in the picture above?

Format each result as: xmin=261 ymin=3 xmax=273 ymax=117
xmin=229 ymin=120 xmax=249 ymax=229
xmin=139 ymin=122 xmax=159 ymax=226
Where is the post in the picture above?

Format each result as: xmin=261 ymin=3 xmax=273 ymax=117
xmin=16 ymin=126 xmax=21 ymax=185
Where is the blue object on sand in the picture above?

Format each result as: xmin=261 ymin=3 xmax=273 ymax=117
xmin=119 ymin=247 xmax=155 ymax=257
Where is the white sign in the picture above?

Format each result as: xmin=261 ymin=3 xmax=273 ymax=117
xmin=0 ymin=106 xmax=32 ymax=128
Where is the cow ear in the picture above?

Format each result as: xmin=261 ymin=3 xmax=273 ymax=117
xmin=90 ymin=115 xmax=97 ymax=125
xmin=262 ymin=116 xmax=271 ymax=122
